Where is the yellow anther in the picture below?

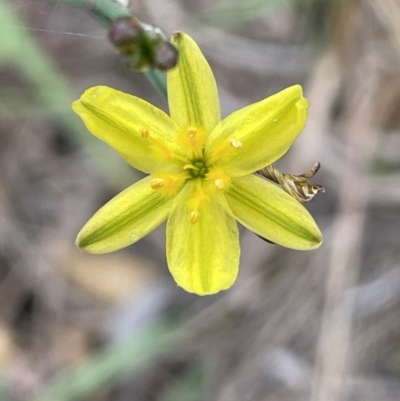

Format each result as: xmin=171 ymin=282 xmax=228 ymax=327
xmin=206 ymin=167 xmax=231 ymax=192
xmin=150 ymin=178 xmax=165 ymax=189
xmin=187 ymin=127 xmax=197 ymax=138
xmin=214 ymin=179 xmax=225 ymax=190
xmin=183 ymin=164 xmax=198 ymax=171
xmin=140 ymin=127 xmax=149 ymax=138
xmin=230 ymin=138 xmax=242 ymax=148
xmin=190 ymin=211 xmax=200 ymax=224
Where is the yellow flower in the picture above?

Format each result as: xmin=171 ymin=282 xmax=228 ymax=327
xmin=73 ymin=32 xmax=322 ymax=296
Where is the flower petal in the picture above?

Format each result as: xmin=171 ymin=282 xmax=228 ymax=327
xmin=168 ymin=32 xmax=220 ymax=134
xmin=73 ymin=86 xmax=181 ymax=174
xmin=166 ymin=180 xmax=240 ymax=295
xmin=226 ymin=174 xmax=322 ymax=250
xmin=77 ymin=176 xmax=173 ymax=253
xmin=206 ymin=85 xmax=309 ymax=176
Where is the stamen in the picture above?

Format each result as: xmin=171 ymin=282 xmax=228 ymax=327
xmin=230 ymin=138 xmax=242 ymax=148
xmin=172 ymin=154 xmax=191 ymax=164
xmin=147 ymin=134 xmax=190 ymax=165
xmin=150 ymin=178 xmax=165 ymax=189
xmin=190 ymin=211 xmax=200 ymax=224
xmin=183 ymin=164 xmax=198 ymax=171
xmin=205 ymin=167 xmax=231 ymax=192
xmin=214 ymin=179 xmax=225 ymax=190
xmin=140 ymin=127 xmax=149 ymax=138
xmin=187 ymin=127 xmax=197 ymax=138
xmin=178 ymin=126 xmax=206 ymax=160
xmin=139 ymin=126 xmax=190 ymax=165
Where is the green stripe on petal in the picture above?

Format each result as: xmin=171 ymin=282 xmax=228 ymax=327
xmin=206 ymin=85 xmax=309 ymax=176
xmin=168 ymin=32 xmax=220 ymax=134
xmin=166 ymin=180 xmax=240 ymax=295
xmin=77 ymin=176 xmax=173 ymax=253
xmin=73 ymin=86 xmax=182 ymax=174
xmin=226 ymin=174 xmax=322 ymax=250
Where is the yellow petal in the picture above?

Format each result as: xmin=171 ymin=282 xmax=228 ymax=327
xmin=77 ymin=176 xmax=173 ymax=253
xmin=206 ymin=85 xmax=309 ymax=176
xmin=168 ymin=32 xmax=220 ymax=134
xmin=73 ymin=86 xmax=182 ymax=174
xmin=166 ymin=180 xmax=240 ymax=295
xmin=226 ymin=174 xmax=322 ymax=250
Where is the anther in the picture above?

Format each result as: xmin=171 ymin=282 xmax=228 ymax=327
xmin=150 ymin=178 xmax=165 ymax=189
xmin=190 ymin=211 xmax=200 ymax=224
xmin=183 ymin=164 xmax=198 ymax=171
xmin=187 ymin=127 xmax=197 ymax=138
xmin=140 ymin=127 xmax=149 ymax=138
xmin=214 ymin=179 xmax=225 ymax=190
xmin=230 ymin=138 xmax=242 ymax=148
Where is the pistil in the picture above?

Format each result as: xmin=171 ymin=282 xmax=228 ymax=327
xmin=184 ymin=159 xmax=209 ymax=178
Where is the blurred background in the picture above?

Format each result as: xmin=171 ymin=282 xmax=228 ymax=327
xmin=1 ymin=0 xmax=400 ymax=400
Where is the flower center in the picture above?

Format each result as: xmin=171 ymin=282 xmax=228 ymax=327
xmin=145 ymin=125 xmax=234 ymax=225
xmin=185 ymin=159 xmax=209 ymax=178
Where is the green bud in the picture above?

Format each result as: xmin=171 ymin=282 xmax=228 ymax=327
xmin=109 ymin=17 xmax=179 ymax=71
xmin=153 ymin=42 xmax=178 ymax=71
xmin=108 ymin=17 xmax=144 ymax=54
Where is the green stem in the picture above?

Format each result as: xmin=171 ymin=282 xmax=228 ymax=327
xmin=88 ymin=0 xmax=131 ymax=21
xmin=145 ymin=70 xmax=167 ymax=98
xmin=38 ymin=0 xmax=131 ymax=20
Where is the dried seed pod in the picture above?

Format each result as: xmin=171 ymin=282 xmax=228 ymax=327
xmin=259 ymin=163 xmax=325 ymax=203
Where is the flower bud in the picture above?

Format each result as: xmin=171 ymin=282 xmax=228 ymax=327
xmin=109 ymin=17 xmax=178 ymax=71
xmin=153 ymin=42 xmax=178 ymax=70
xmin=108 ymin=17 xmax=144 ymax=54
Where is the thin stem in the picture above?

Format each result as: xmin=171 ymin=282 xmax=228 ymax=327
xmin=89 ymin=0 xmax=131 ymax=21
xmin=145 ymin=70 xmax=167 ymax=98
xmin=38 ymin=0 xmax=131 ymax=19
